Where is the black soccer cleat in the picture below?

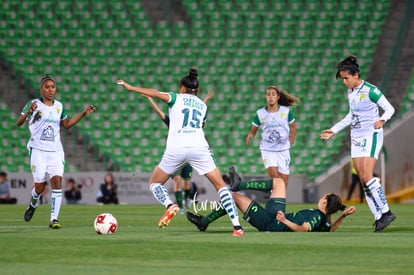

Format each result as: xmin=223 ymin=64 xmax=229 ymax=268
xmin=229 ymin=165 xmax=242 ymax=192
xmin=24 ymin=205 xmax=36 ymax=222
xmin=374 ymin=211 xmax=396 ymax=232
xmin=186 ymin=212 xmax=208 ymax=232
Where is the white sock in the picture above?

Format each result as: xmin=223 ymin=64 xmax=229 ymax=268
xmin=150 ymin=183 xmax=173 ymax=208
xmin=51 ymin=189 xmax=62 ymax=221
xmin=364 ymin=178 xmax=389 ymax=220
xmin=30 ymin=188 xmax=41 ymax=208
xmin=218 ymin=186 xmax=240 ymax=227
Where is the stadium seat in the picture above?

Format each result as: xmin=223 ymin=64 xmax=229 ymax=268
xmin=0 ymin=0 xmax=391 ymax=177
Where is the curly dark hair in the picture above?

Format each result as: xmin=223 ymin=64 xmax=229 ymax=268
xmin=267 ymin=86 xmax=300 ymax=107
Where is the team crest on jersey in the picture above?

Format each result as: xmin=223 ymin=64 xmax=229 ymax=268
xmin=280 ymin=112 xmax=286 ymax=119
xmin=40 ymin=125 xmax=55 ymax=141
xmin=57 ymin=107 xmax=61 ymax=114
xmin=359 ymin=94 xmax=366 ymax=101
xmin=268 ymin=130 xmax=281 ymax=143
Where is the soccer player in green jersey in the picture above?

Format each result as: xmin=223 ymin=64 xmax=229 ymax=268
xmin=321 ymin=56 xmax=395 ymax=232
xmin=187 ymin=168 xmax=355 ymax=232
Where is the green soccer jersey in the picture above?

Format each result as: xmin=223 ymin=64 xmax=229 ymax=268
xmin=243 ymin=200 xmax=331 ymax=232
xmin=284 ymin=209 xmax=331 ymax=232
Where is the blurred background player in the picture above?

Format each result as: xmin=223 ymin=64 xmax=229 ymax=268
xmin=321 ymin=56 xmax=395 ymax=232
xmin=147 ymin=91 xmax=214 ymax=214
xmin=245 ymin=86 xmax=299 ymax=187
xmin=64 ymin=178 xmax=82 ymax=205
xmin=0 ymin=171 xmax=17 ymax=204
xmin=16 ymin=74 xmax=96 ymax=229
xmin=96 ymin=172 xmax=119 ymax=204
xmin=117 ymin=68 xmax=243 ymax=236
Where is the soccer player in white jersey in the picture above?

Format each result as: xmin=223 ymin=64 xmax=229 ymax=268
xmin=321 ymin=56 xmax=396 ymax=232
xmin=244 ymin=86 xmax=299 ymax=188
xmin=146 ymin=91 xmax=214 ymax=214
xmin=16 ymin=74 xmax=96 ymax=229
xmin=117 ymin=68 xmax=243 ymax=236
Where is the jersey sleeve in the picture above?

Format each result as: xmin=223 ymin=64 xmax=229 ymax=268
xmin=60 ymin=105 xmax=68 ymax=120
xmin=368 ymin=87 xmax=383 ymax=103
xmin=307 ymin=212 xmax=330 ymax=232
xmin=21 ymin=100 xmax=34 ymax=115
xmin=331 ymin=111 xmax=352 ymax=134
xmin=166 ymin=92 xmax=176 ymax=107
xmin=288 ymin=109 xmax=295 ymax=124
xmin=252 ymin=112 xmax=260 ymax=127
xmin=368 ymin=86 xmax=395 ymax=122
xmin=377 ymin=95 xmax=395 ymax=122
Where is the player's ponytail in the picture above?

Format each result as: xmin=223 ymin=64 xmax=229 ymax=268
xmin=336 ymin=55 xmax=360 ymax=79
xmin=180 ymin=68 xmax=199 ymax=94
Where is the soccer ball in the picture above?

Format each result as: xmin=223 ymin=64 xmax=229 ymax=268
xmin=94 ymin=213 xmax=118 ymax=235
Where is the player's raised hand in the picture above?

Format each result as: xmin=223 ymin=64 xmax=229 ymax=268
xmin=321 ymin=129 xmax=334 ymax=140
xmin=117 ymin=79 xmax=133 ymax=91
xmin=83 ymin=104 xmax=97 ymax=116
xmin=343 ymin=205 xmax=356 ymax=216
xmin=29 ymin=102 xmax=37 ymax=113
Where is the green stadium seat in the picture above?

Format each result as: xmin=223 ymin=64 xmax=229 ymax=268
xmin=0 ymin=0 xmax=391 ymax=176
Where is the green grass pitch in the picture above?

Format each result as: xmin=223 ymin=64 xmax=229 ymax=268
xmin=0 ymin=203 xmax=413 ymax=274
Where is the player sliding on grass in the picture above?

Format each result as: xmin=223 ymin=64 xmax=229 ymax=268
xmin=187 ymin=167 xmax=356 ymax=232
xmin=117 ymin=68 xmax=244 ymax=236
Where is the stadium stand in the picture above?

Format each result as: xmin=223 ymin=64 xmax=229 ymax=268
xmin=1 ymin=0 xmax=408 ymax=181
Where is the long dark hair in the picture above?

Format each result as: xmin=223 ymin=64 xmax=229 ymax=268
xmin=267 ymin=86 xmax=300 ymax=107
xmin=326 ymin=193 xmax=346 ymax=215
xmin=180 ymin=68 xmax=199 ymax=94
xmin=336 ymin=55 xmax=360 ymax=79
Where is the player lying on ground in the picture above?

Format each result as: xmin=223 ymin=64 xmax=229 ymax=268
xmin=187 ymin=168 xmax=355 ymax=232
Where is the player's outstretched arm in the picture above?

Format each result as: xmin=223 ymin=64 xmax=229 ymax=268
xmin=117 ymin=80 xmax=170 ymax=102
xmin=147 ymin=97 xmax=166 ymax=120
xmin=245 ymin=126 xmax=258 ymax=145
xmin=62 ymin=105 xmax=96 ymax=129
xmin=321 ymin=129 xmax=335 ymax=140
xmin=289 ymin=121 xmax=297 ymax=145
xmin=331 ymin=206 xmax=356 ymax=232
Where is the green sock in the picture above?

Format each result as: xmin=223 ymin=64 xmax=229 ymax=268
xmin=201 ymin=207 xmax=227 ymax=225
xmin=175 ymin=191 xmax=183 ymax=209
xmin=239 ymin=179 xmax=273 ymax=191
xmin=184 ymin=189 xmax=191 ymax=200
